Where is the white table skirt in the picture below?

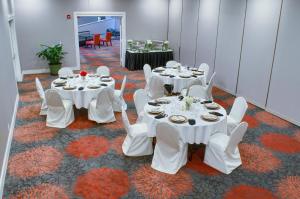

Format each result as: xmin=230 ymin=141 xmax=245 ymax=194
xmin=51 ymin=76 xmax=115 ymax=109
xmin=152 ymin=68 xmax=204 ymax=93
xmin=142 ymin=97 xmax=227 ymax=144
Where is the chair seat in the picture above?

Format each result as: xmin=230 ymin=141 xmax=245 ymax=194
xmin=208 ymin=133 xmax=230 ymax=151
xmin=129 ymin=123 xmax=148 ymax=137
xmin=227 ymin=116 xmax=238 ymax=134
xmin=86 ymin=40 xmax=94 ymax=45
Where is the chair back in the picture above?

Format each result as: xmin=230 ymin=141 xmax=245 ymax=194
xmin=143 ymin=64 xmax=152 ymax=84
xmin=156 ymin=122 xmax=181 ymax=151
xmin=106 ymin=32 xmax=112 ymax=41
xmin=133 ymin=89 xmax=149 ymax=115
xmin=35 ymin=78 xmax=45 ymax=100
xmin=121 ymin=108 xmax=131 ymax=134
xmin=198 ymin=63 xmax=210 ymax=84
xmin=166 ymin=60 xmax=177 ymax=68
xmin=229 ymin=97 xmax=248 ymax=123
xmin=96 ymin=87 xmax=114 ymax=109
xmin=58 ymin=68 xmax=74 ymax=77
xmin=206 ymin=72 xmax=216 ymax=100
xmin=188 ymin=85 xmax=207 ymax=99
xmin=120 ymin=76 xmax=127 ymax=96
xmin=226 ymin=122 xmax=248 ymax=155
xmin=94 ymin=34 xmax=101 ymax=45
xmin=45 ymin=89 xmax=64 ymax=108
xmin=148 ymin=76 xmax=165 ymax=99
xmin=96 ymin=66 xmax=110 ymax=76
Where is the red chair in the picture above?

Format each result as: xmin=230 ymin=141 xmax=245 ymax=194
xmin=85 ymin=34 xmax=101 ymax=48
xmin=100 ymin=32 xmax=112 ymax=46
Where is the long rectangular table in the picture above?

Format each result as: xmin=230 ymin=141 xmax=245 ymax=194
xmin=125 ymin=50 xmax=174 ymax=71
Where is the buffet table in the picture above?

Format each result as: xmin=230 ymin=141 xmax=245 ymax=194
xmin=125 ymin=50 xmax=174 ymax=71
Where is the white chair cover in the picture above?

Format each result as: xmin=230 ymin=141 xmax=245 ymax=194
xmin=188 ymin=85 xmax=207 ymax=99
xmin=227 ymin=97 xmax=248 ymax=134
xmin=148 ymin=76 xmax=165 ymax=99
xmin=206 ymin=72 xmax=216 ymax=101
xmin=143 ymin=64 xmax=152 ymax=91
xmin=133 ymin=89 xmax=149 ymax=123
xmin=58 ymin=68 xmax=74 ymax=77
xmin=88 ymin=88 xmax=116 ymax=123
xmin=96 ymin=66 xmax=110 ymax=77
xmin=121 ymin=109 xmax=153 ymax=156
xmin=166 ymin=60 xmax=178 ymax=68
xmin=204 ymin=122 xmax=248 ymax=174
xmin=35 ymin=78 xmax=47 ymax=115
xmin=180 ymin=78 xmax=203 ymax=96
xmin=151 ymin=122 xmax=188 ymax=174
xmin=45 ymin=89 xmax=74 ymax=128
xmin=198 ymin=63 xmax=210 ymax=85
xmin=113 ymin=76 xmax=127 ymax=112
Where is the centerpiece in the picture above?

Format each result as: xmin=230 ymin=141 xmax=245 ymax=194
xmin=162 ymin=41 xmax=169 ymax=51
xmin=183 ymin=96 xmax=193 ymax=111
xmin=80 ymin=70 xmax=87 ymax=81
xmin=144 ymin=40 xmax=153 ymax=51
xmin=127 ymin=39 xmax=133 ymax=50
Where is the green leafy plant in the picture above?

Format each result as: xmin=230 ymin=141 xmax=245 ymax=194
xmin=36 ymin=44 xmax=67 ymax=65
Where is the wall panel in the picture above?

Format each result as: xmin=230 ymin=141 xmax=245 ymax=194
xmin=237 ymin=0 xmax=282 ymax=108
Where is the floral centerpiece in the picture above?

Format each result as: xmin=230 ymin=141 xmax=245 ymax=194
xmin=184 ymin=96 xmax=194 ymax=111
xmin=80 ymin=70 xmax=87 ymax=81
xmin=144 ymin=40 xmax=153 ymax=51
xmin=162 ymin=41 xmax=169 ymax=51
xmin=174 ymin=63 xmax=182 ymax=72
xmin=127 ymin=40 xmax=133 ymax=50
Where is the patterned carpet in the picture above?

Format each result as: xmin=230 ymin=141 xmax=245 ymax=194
xmin=3 ymin=42 xmax=300 ymax=199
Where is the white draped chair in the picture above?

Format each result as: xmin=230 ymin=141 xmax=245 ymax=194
xmin=148 ymin=76 xmax=165 ymax=99
xmin=45 ymin=89 xmax=74 ymax=128
xmin=88 ymin=88 xmax=116 ymax=123
xmin=180 ymin=78 xmax=203 ymax=96
xmin=96 ymin=66 xmax=110 ymax=77
xmin=227 ymin=97 xmax=248 ymax=135
xmin=204 ymin=122 xmax=248 ymax=174
xmin=35 ymin=78 xmax=47 ymax=115
xmin=143 ymin=64 xmax=152 ymax=91
xmin=166 ymin=60 xmax=178 ymax=68
xmin=198 ymin=63 xmax=210 ymax=85
xmin=58 ymin=68 xmax=74 ymax=77
xmin=133 ymin=89 xmax=149 ymax=123
xmin=113 ymin=75 xmax=127 ymax=112
xmin=121 ymin=108 xmax=153 ymax=156
xmin=151 ymin=122 xmax=188 ymax=174
xmin=187 ymin=72 xmax=215 ymax=100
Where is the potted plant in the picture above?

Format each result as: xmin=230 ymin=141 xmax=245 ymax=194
xmin=36 ymin=44 xmax=67 ymax=75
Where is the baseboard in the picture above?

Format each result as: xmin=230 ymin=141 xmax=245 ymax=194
xmin=22 ymin=66 xmax=80 ymax=76
xmin=214 ymin=84 xmax=236 ymax=96
xmin=266 ymin=107 xmax=300 ymax=127
xmin=0 ymin=93 xmax=19 ymax=197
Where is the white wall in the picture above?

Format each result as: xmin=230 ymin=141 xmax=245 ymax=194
xmin=14 ymin=0 xmax=169 ymax=70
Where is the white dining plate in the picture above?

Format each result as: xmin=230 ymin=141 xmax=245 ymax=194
xmin=201 ymin=114 xmax=218 ymax=122
xmin=63 ymin=86 xmax=77 ymax=90
xmin=155 ymin=98 xmax=171 ymax=104
xmin=169 ymin=115 xmax=188 ymax=124
xmin=205 ymin=102 xmax=220 ymax=110
xmin=54 ymin=79 xmax=66 ymax=84
xmin=179 ymin=74 xmax=191 ymax=78
xmin=148 ymin=107 xmax=164 ymax=115
xmin=87 ymin=84 xmax=101 ymax=89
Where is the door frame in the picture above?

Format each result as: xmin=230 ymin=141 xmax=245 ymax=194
xmin=73 ymin=11 xmax=126 ymax=70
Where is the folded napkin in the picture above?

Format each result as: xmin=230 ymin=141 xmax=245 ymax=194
xmin=192 ymin=75 xmax=198 ymax=78
xmin=100 ymin=83 xmax=108 ymax=87
xmin=209 ymin=112 xmax=224 ymax=117
xmin=55 ymin=84 xmax=65 ymax=87
xmin=201 ymin=100 xmax=212 ymax=104
xmin=188 ymin=119 xmax=196 ymax=125
xmin=155 ymin=113 xmax=167 ymax=119
xmin=60 ymin=77 xmax=67 ymax=80
xmin=101 ymin=76 xmax=110 ymax=78
xmin=178 ymin=95 xmax=184 ymax=101
xmin=78 ymin=87 xmax=84 ymax=91
xmin=148 ymin=102 xmax=160 ymax=106
xmin=169 ymin=75 xmax=175 ymax=78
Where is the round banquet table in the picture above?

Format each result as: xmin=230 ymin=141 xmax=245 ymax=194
xmin=51 ymin=75 xmax=115 ymax=109
xmin=152 ymin=68 xmax=205 ymax=93
xmin=143 ymin=96 xmax=227 ymax=144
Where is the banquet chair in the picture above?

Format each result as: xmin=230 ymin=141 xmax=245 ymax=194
xmin=143 ymin=64 xmax=152 ymax=91
xmin=198 ymin=63 xmax=210 ymax=85
xmin=166 ymin=60 xmax=178 ymax=68
xmin=86 ymin=34 xmax=101 ymax=48
xmin=88 ymin=88 xmax=116 ymax=123
xmin=58 ymin=68 xmax=74 ymax=77
xmin=121 ymin=108 xmax=153 ymax=156
xmin=180 ymin=78 xmax=203 ymax=96
xmin=45 ymin=89 xmax=74 ymax=128
xmin=151 ymin=122 xmax=188 ymax=174
xmin=227 ymin=97 xmax=248 ymax=135
xmin=96 ymin=66 xmax=110 ymax=77
xmin=113 ymin=75 xmax=127 ymax=112
xmin=187 ymin=73 xmax=215 ymax=100
xmin=133 ymin=89 xmax=150 ymax=123
xmin=100 ymin=32 xmax=112 ymax=46
xmin=35 ymin=78 xmax=47 ymax=115
xmin=204 ymin=122 xmax=248 ymax=174
xmin=148 ymin=76 xmax=165 ymax=99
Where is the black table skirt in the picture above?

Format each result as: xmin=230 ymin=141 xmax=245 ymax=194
xmin=125 ymin=50 xmax=174 ymax=71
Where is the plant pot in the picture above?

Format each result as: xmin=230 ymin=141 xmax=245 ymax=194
xmin=49 ymin=64 xmax=61 ymax=75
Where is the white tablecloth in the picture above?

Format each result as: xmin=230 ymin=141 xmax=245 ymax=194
xmin=152 ymin=68 xmax=204 ymax=93
xmin=51 ymin=76 xmax=115 ymax=109
xmin=143 ymin=97 xmax=227 ymax=144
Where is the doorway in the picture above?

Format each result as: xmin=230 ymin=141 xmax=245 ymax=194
xmin=74 ymin=12 xmax=126 ymax=71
